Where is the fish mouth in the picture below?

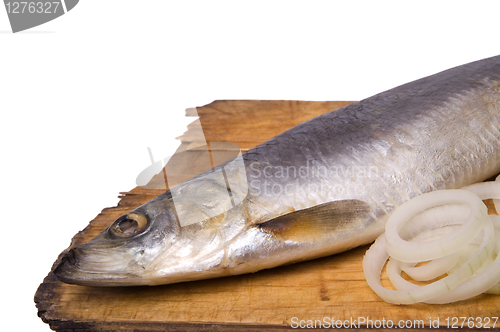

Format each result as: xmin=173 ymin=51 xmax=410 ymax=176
xmin=53 ymin=247 xmax=145 ymax=287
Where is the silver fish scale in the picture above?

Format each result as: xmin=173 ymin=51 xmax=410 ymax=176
xmin=243 ymin=56 xmax=500 ymax=228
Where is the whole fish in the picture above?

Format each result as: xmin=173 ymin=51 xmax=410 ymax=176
xmin=54 ymin=55 xmax=500 ymax=286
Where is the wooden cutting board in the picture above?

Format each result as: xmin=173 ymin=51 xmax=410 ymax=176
xmin=35 ymin=100 xmax=500 ymax=331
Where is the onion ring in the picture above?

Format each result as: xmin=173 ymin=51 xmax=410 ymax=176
xmin=385 ymin=190 xmax=487 ymax=263
xmin=363 ymin=185 xmax=500 ymax=304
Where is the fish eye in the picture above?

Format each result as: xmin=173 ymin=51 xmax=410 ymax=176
xmin=110 ymin=213 xmax=148 ymax=238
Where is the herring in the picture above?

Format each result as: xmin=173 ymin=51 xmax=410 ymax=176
xmin=54 ymin=55 xmax=500 ymax=286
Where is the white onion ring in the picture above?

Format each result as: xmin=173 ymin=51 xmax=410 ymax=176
xmin=385 ymin=222 xmax=497 ymax=304
xmin=463 ymin=181 xmax=500 ymax=200
xmin=364 ymin=233 xmax=463 ymax=304
xmin=398 ymin=206 xmax=467 ymax=242
xmin=363 ymin=184 xmax=500 ymax=305
xmin=397 ymin=215 xmax=462 ymax=281
xmin=398 ymin=253 xmax=459 ymax=282
xmin=424 ymin=229 xmax=499 ymax=303
xmin=385 ymin=190 xmax=487 ymax=263
xmin=488 ymin=215 xmax=500 ymax=230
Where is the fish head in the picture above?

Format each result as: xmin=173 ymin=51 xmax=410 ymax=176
xmin=53 ymin=175 xmax=248 ymax=286
xmin=53 ymin=192 xmax=186 ymax=286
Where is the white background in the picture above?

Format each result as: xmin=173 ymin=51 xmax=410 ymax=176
xmin=1 ymin=1 xmax=499 ymax=330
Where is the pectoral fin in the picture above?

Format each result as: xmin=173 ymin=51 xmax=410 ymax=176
xmin=257 ymin=199 xmax=372 ymax=242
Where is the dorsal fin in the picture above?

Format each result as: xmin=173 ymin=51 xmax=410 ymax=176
xmin=256 ymin=199 xmax=371 ymax=242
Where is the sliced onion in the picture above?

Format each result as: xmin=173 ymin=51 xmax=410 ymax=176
xmin=489 ymin=215 xmax=500 ymax=230
xmin=424 ymin=228 xmax=499 ymax=303
xmin=364 ymin=233 xmax=464 ymax=304
xmin=463 ymin=181 xmax=500 ymax=200
xmin=385 ymin=222 xmax=497 ymax=304
xmin=398 ymin=253 xmax=459 ymax=282
xmin=363 ymin=234 xmax=424 ymax=304
xmin=397 ymin=223 xmax=461 ymax=281
xmin=385 ymin=190 xmax=487 ymax=263
xmin=398 ymin=206 xmax=467 ymax=242
xmin=363 ymin=183 xmax=500 ymax=305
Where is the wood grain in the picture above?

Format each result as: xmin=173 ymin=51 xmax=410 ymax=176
xmin=35 ymin=100 xmax=500 ymax=331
